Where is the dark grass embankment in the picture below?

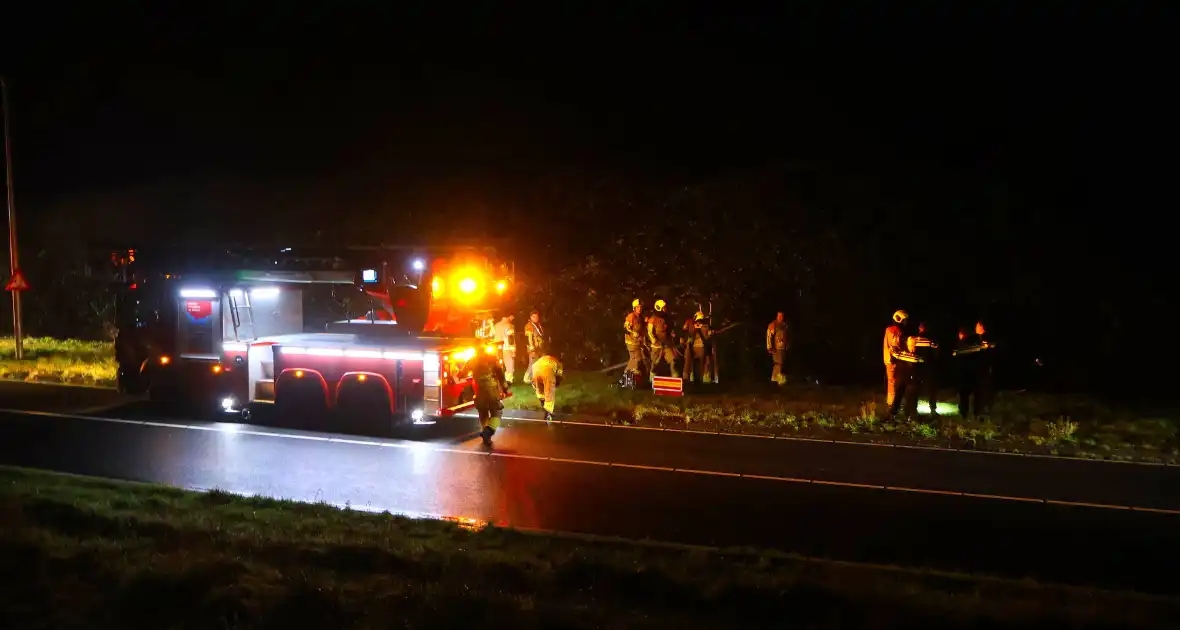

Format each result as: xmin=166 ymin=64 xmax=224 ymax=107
xmin=1 ymin=466 xmax=1176 ymax=629
xmin=506 ymin=372 xmax=1180 ymax=463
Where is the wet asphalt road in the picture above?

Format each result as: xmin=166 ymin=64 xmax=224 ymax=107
xmin=1 ymin=381 xmax=1178 ymax=594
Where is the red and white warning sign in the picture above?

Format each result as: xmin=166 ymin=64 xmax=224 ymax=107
xmin=4 ymin=269 xmax=29 ymax=292
xmin=652 ymin=375 xmax=684 ymax=397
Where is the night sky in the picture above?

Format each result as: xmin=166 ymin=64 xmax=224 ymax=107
xmin=5 ymin=5 xmax=1171 ymax=236
xmin=3 ymin=4 xmax=1177 ymax=389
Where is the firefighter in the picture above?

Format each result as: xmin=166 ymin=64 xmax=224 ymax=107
xmin=523 ymin=309 xmax=546 ymax=382
xmin=766 ymin=312 xmax=789 ymax=385
xmin=647 ymin=299 xmax=679 ymax=378
xmin=974 ymin=320 xmax=997 ymax=414
xmin=494 ymin=313 xmax=516 ymax=383
xmin=470 ymin=344 xmax=510 ymax=446
xmin=953 ymin=327 xmax=978 ymax=417
xmin=910 ymin=321 xmax=940 ymax=417
xmin=530 ymin=353 xmax=564 ymax=422
xmin=952 ymin=321 xmax=997 ymax=417
xmin=623 ymin=299 xmax=647 ymax=387
xmin=686 ymin=311 xmax=714 ymax=385
xmin=883 ymin=310 xmax=921 ymax=419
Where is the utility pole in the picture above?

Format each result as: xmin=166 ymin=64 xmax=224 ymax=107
xmin=2 ymin=76 xmax=24 ymax=360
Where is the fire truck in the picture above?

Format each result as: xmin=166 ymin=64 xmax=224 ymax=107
xmin=110 ymin=245 xmax=514 ymax=430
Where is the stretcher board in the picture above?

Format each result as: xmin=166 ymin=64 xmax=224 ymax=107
xmin=652 ymin=375 xmax=683 ymax=396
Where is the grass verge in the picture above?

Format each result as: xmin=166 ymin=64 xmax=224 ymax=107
xmin=2 ymin=465 xmax=1176 ymax=629
xmin=4 ymin=336 xmax=1174 ymax=464
xmin=0 ymin=337 xmax=117 ymax=387
xmin=506 ymin=372 xmax=1180 ymax=464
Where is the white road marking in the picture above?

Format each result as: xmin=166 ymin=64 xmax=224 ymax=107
xmin=1 ymin=407 xmax=1177 ymax=516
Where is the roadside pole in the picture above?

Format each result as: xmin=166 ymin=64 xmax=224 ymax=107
xmin=2 ymin=76 xmax=24 ymax=360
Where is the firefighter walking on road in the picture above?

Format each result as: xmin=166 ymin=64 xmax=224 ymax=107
xmin=470 ymin=345 xmax=511 ymax=446
xmin=767 ymin=312 xmax=789 ymax=384
xmin=523 ymin=310 xmax=546 ymax=382
xmin=647 ymin=300 xmax=679 ymax=378
xmin=531 ymin=353 xmax=564 ymax=422
xmin=494 ymin=313 xmax=516 ymax=383
xmin=624 ymin=299 xmax=647 ymax=386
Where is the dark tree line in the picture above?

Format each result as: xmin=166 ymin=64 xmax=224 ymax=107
xmin=5 ymin=165 xmax=1162 ymax=396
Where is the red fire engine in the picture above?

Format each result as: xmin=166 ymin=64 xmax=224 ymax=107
xmin=112 ymin=245 xmax=514 ymax=430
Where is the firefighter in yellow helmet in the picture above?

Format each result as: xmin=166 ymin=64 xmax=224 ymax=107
xmin=883 ymin=309 xmax=921 ymax=420
xmin=647 ymin=299 xmax=679 ymax=378
xmin=469 ymin=343 xmax=510 ymax=446
xmin=766 ymin=312 xmax=789 ymax=384
xmin=530 ymin=353 xmax=564 ymax=422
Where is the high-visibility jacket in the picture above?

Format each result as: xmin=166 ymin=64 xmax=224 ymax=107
xmin=767 ymin=321 xmax=788 ymax=352
xmin=624 ymin=311 xmax=645 ymax=347
xmin=883 ymin=324 xmax=914 ymax=365
xmin=494 ymin=318 xmax=516 ymax=352
xmin=647 ymin=313 xmax=670 ymax=348
xmin=526 ymin=321 xmax=545 ymax=354
xmin=952 ymin=335 xmax=996 ymax=357
xmin=692 ymin=323 xmax=713 ymax=349
xmin=910 ymin=334 xmax=939 ymax=362
xmin=470 ymin=352 xmax=508 ymax=409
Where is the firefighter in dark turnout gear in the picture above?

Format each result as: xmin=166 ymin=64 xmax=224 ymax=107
xmin=470 ymin=346 xmax=511 ymax=446
xmin=767 ymin=312 xmax=789 ymax=384
xmin=647 ymin=299 xmax=679 ymax=377
xmin=953 ymin=321 xmax=997 ymax=416
xmin=907 ymin=322 xmax=940 ymax=418
xmin=623 ymin=299 xmax=647 ymax=387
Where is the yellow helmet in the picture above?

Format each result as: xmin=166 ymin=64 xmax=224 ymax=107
xmin=654 ymin=299 xmax=667 ymax=312
xmin=893 ymin=310 xmax=909 ymax=324
xmin=632 ymin=298 xmax=643 ymax=308
xmin=694 ymin=311 xmax=706 ymax=322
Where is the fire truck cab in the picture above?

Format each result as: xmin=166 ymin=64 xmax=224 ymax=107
xmin=112 ymin=246 xmax=514 ymax=432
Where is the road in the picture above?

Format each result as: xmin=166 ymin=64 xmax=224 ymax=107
xmin=1 ymin=380 xmax=1179 ymax=593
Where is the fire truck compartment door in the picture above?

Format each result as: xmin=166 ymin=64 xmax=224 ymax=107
xmin=178 ymin=297 xmax=221 ymax=359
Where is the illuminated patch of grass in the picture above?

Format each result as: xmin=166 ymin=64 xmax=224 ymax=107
xmin=2 ymin=466 xmax=1176 ymax=629
xmin=0 ymin=337 xmax=117 ymax=386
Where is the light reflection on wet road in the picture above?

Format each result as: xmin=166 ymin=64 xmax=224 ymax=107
xmin=2 ymin=382 xmax=1180 ymax=593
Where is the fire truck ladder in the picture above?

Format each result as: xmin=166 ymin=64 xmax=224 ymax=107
xmin=228 ymin=290 xmax=256 ymax=342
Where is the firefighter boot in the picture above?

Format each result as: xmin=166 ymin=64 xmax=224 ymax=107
xmin=481 ymin=425 xmax=496 ymax=446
